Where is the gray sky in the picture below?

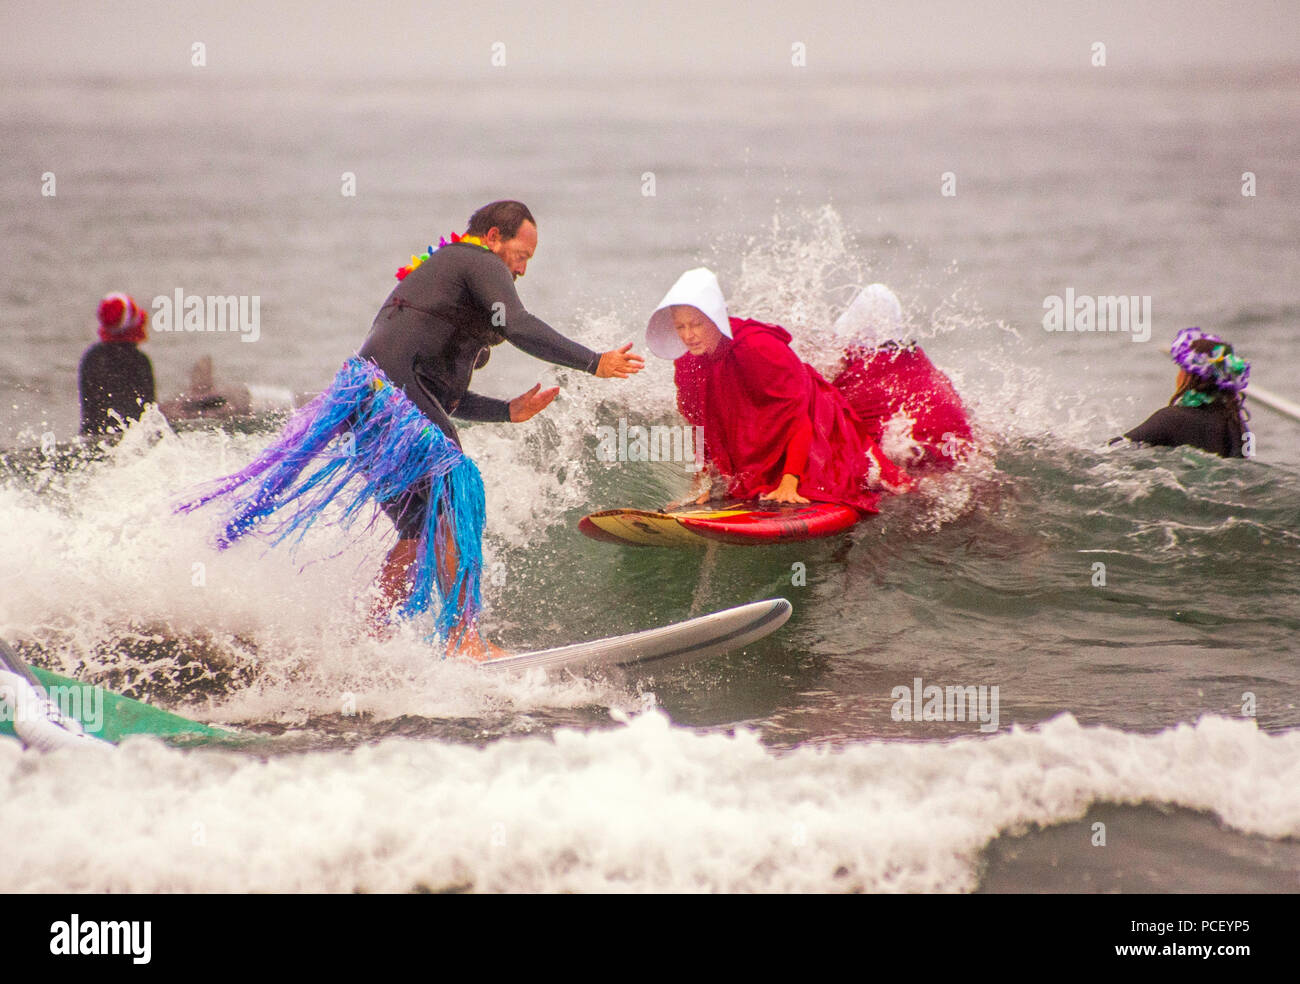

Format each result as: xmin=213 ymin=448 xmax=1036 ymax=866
xmin=3 ymin=0 xmax=1298 ymax=77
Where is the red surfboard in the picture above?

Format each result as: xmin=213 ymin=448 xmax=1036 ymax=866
xmin=578 ymin=501 xmax=862 ymax=547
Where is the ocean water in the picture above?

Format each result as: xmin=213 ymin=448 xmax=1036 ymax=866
xmin=1 ymin=70 xmax=1299 ymax=893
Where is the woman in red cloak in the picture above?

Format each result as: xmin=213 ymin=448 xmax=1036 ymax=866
xmin=646 ymin=269 xmax=912 ymax=514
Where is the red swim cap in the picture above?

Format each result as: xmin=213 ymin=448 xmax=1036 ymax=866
xmin=97 ymin=292 xmax=148 ymax=344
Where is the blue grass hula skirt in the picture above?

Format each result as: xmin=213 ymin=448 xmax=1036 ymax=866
xmin=175 ymin=356 xmax=486 ymax=638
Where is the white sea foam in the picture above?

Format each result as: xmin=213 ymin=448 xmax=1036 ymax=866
xmin=1 ymin=711 xmax=1294 ymax=893
xmin=0 ymin=410 xmax=621 ymax=721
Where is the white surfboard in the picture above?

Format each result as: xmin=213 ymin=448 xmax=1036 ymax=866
xmin=481 ymin=598 xmax=792 ymax=674
xmin=1250 ymin=385 xmax=1300 ymax=423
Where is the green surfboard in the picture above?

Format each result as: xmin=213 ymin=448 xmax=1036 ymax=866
xmin=0 ymin=655 xmax=239 ymax=747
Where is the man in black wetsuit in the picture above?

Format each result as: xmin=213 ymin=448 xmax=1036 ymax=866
xmin=358 ymin=200 xmax=643 ymax=645
xmin=79 ymin=292 xmax=155 ymax=436
xmin=1116 ymin=327 xmax=1251 ymax=459
xmin=179 ymin=200 xmax=643 ymax=658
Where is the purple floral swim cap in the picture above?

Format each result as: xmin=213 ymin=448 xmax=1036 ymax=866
xmin=1170 ymin=327 xmax=1250 ymax=395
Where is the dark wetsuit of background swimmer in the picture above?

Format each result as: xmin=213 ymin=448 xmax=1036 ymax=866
xmin=78 ymin=342 xmax=155 ymax=436
xmin=357 ymin=240 xmax=600 ymax=538
xmin=1119 ymin=402 xmax=1246 ymax=458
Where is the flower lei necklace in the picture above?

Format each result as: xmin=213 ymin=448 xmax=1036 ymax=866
xmin=395 ymin=233 xmax=489 ymax=280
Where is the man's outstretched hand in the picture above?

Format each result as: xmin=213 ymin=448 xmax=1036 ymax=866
xmin=509 ymin=384 xmax=560 ymax=422
xmin=595 ymin=343 xmax=645 ymax=379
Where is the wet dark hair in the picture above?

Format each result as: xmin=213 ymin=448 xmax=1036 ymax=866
xmin=467 ymin=200 xmax=536 ymax=239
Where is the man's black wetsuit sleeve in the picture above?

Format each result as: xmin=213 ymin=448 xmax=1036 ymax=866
xmin=466 ymin=255 xmax=601 ymax=374
xmin=454 ymin=391 xmax=512 ymax=423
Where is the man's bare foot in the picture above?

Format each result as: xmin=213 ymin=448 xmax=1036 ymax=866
xmin=446 ymin=624 xmax=510 ymax=662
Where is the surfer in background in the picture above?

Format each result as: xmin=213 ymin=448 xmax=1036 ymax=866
xmin=179 ymin=200 xmax=643 ymax=658
xmin=1115 ymin=327 xmax=1251 ymax=458
xmin=828 ymin=284 xmax=973 ymax=471
xmin=159 ymin=355 xmax=254 ymax=420
xmin=647 ymin=268 xmax=912 ymax=515
xmin=78 ymin=292 xmax=155 ymax=437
